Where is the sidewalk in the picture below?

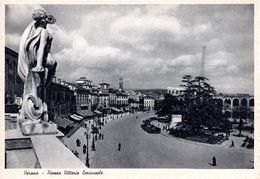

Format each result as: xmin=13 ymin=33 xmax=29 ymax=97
xmin=62 ymin=111 xmax=138 ymax=167
xmin=160 ymin=129 xmax=254 ymax=152
xmin=221 ymin=129 xmax=254 ymax=150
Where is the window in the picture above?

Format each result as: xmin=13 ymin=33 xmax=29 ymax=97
xmin=249 ymin=99 xmax=254 ymax=107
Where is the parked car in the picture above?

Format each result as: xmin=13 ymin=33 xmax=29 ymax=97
xmin=141 ymin=122 xmax=161 ymax=134
xmin=147 ymin=126 xmax=161 ymax=134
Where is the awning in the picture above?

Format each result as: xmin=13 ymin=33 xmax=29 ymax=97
xmin=53 ymin=117 xmax=74 ymax=129
xmin=74 ymin=114 xmax=84 ymax=119
xmin=80 ymin=104 xmax=88 ymax=107
xmin=76 ymin=110 xmax=96 ymax=118
xmin=94 ymin=110 xmax=102 ymax=115
xmin=70 ymin=114 xmax=83 ymax=121
xmin=111 ymin=107 xmax=121 ymax=113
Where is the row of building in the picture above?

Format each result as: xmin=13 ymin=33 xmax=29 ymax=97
xmin=5 ymin=47 xmax=156 ymax=120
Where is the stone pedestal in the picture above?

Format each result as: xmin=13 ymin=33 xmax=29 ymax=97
xmin=18 ymin=120 xmax=57 ymax=136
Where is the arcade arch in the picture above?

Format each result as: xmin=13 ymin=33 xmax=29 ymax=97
xmin=241 ymin=98 xmax=247 ymax=107
xmin=249 ymin=98 xmax=254 ymax=107
xmin=233 ymin=98 xmax=239 ymax=107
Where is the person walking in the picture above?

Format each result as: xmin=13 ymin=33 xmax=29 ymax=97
xmin=230 ymin=140 xmax=235 ymax=147
xmin=83 ymin=144 xmax=86 ymax=154
xmin=118 ymin=142 xmax=121 ymax=151
xmin=212 ymin=156 xmax=216 ymax=166
xmin=74 ymin=150 xmax=79 ymax=158
xmin=76 ymin=138 xmax=81 ymax=147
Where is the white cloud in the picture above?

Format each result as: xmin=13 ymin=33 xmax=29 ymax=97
xmin=207 ymin=51 xmax=233 ymax=67
xmin=5 ymin=33 xmax=20 ymax=49
xmin=193 ymin=22 xmax=212 ymax=34
xmin=110 ymin=8 xmax=183 ymax=46
xmin=7 ymin=4 xmax=42 ymax=26
xmin=5 ymin=5 xmax=254 ymax=94
xmin=170 ymin=54 xmax=197 ymax=66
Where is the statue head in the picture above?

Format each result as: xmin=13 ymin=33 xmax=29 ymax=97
xmin=32 ymin=9 xmax=56 ymax=28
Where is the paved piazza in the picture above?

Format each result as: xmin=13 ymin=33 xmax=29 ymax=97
xmin=92 ymin=112 xmax=254 ymax=169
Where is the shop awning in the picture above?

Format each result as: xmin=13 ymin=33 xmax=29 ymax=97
xmin=94 ymin=110 xmax=102 ymax=115
xmin=111 ymin=107 xmax=121 ymax=113
xmin=70 ymin=114 xmax=83 ymax=121
xmin=76 ymin=110 xmax=96 ymax=118
xmin=53 ymin=117 xmax=74 ymax=129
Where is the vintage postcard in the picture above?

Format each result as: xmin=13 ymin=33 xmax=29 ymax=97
xmin=1 ymin=0 xmax=259 ymax=179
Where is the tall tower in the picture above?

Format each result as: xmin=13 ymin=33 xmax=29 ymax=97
xmin=119 ymin=78 xmax=123 ymax=92
xmin=200 ymin=45 xmax=206 ymax=77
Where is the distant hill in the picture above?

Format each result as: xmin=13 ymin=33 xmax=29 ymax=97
xmin=132 ymin=89 xmax=167 ymax=100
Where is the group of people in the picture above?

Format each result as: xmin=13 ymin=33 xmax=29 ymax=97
xmin=72 ymin=150 xmax=79 ymax=158
xmin=241 ymin=136 xmax=254 ymax=148
xmin=98 ymin=133 xmax=104 ymax=140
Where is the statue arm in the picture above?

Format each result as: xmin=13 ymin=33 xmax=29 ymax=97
xmin=31 ymin=28 xmax=48 ymax=72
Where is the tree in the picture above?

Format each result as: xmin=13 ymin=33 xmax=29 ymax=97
xmin=180 ymin=75 xmax=223 ymax=135
xmin=179 ymin=75 xmax=194 ymax=123
xmin=156 ymin=94 xmax=181 ymax=121
xmin=233 ymin=105 xmax=252 ymax=136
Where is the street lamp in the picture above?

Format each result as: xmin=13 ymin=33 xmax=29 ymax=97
xmin=91 ymin=132 xmax=95 ymax=151
xmin=91 ymin=124 xmax=96 ymax=151
xmin=84 ymin=128 xmax=90 ymax=168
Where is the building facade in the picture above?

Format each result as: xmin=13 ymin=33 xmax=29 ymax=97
xmin=76 ymin=77 xmax=93 ymax=89
xmin=166 ymin=87 xmax=184 ymax=96
xmin=143 ymin=96 xmax=155 ymax=111
xmin=167 ymin=85 xmax=254 ymax=122
xmin=47 ymin=81 xmax=76 ymax=120
xmin=214 ymin=93 xmax=254 ymax=121
xmin=99 ymin=83 xmax=110 ymax=93
xmin=5 ymin=47 xmax=24 ymax=105
xmin=74 ymin=87 xmax=91 ymax=110
xmin=98 ymin=93 xmax=109 ymax=109
xmin=108 ymin=89 xmax=117 ymax=107
xmin=116 ymin=93 xmax=129 ymax=107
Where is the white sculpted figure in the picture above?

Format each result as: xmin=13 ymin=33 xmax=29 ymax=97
xmin=18 ymin=9 xmax=57 ymax=127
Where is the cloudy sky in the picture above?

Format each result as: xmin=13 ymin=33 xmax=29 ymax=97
xmin=5 ymin=4 xmax=254 ymax=94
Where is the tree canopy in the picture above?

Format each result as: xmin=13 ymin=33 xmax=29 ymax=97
xmin=156 ymin=93 xmax=181 ymax=120
xmin=180 ymin=75 xmax=224 ymax=133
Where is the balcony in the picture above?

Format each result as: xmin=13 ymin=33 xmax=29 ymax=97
xmin=5 ymin=113 xmax=86 ymax=168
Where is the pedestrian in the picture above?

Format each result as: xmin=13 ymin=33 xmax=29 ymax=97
xmin=250 ymin=127 xmax=253 ymax=133
xmin=76 ymin=138 xmax=81 ymax=147
xmin=225 ymin=135 xmax=229 ymax=140
xmin=118 ymin=142 xmax=121 ymax=151
xmin=99 ymin=133 xmax=102 ymax=139
xmin=102 ymin=133 xmax=104 ymax=140
xmin=212 ymin=156 xmax=216 ymax=166
xmin=83 ymin=144 xmax=86 ymax=154
xmin=230 ymin=140 xmax=235 ymax=147
xmin=75 ymin=151 xmax=79 ymax=158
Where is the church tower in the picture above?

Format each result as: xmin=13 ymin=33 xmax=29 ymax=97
xmin=119 ymin=78 xmax=123 ymax=92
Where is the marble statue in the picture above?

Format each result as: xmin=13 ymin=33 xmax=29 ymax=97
xmin=17 ymin=9 xmax=57 ymax=135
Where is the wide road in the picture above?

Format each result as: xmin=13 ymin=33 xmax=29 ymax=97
xmin=92 ymin=112 xmax=254 ymax=168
